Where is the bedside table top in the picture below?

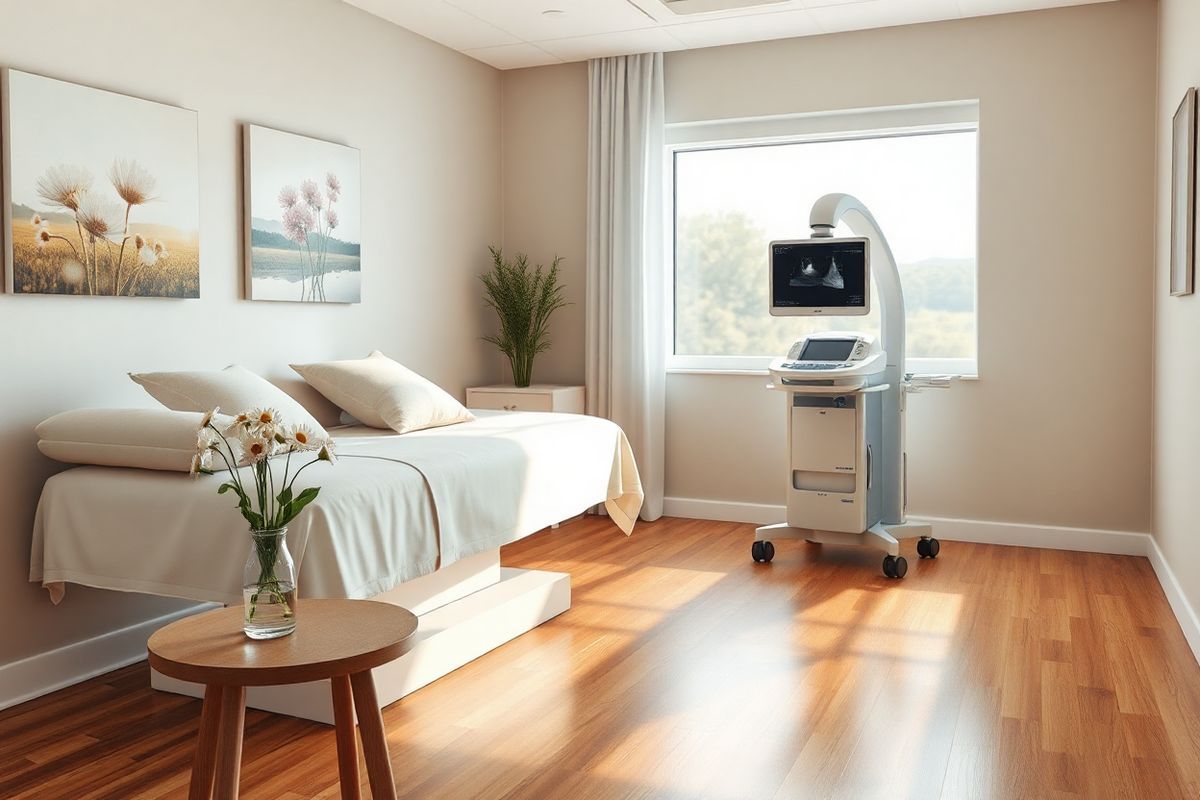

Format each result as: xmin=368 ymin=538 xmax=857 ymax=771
xmin=467 ymin=384 xmax=583 ymax=394
xmin=147 ymin=599 xmax=418 ymax=686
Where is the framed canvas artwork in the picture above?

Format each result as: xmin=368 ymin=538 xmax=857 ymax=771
xmin=2 ymin=69 xmax=200 ymax=297
xmin=243 ymin=125 xmax=361 ymax=303
xmin=1171 ymin=87 xmax=1196 ymax=297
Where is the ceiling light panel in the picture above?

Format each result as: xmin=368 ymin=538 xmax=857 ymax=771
xmin=659 ymin=0 xmax=791 ymax=15
xmin=665 ymin=7 xmax=820 ymax=47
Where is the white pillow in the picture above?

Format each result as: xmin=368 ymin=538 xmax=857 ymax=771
xmin=37 ymin=408 xmax=212 ymax=472
xmin=130 ymin=365 xmax=328 ymax=437
xmin=291 ymin=351 xmax=474 ymax=434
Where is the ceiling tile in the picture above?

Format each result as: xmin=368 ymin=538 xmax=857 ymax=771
xmin=808 ymin=0 xmax=963 ymax=33
xmin=344 ymin=0 xmax=520 ymax=49
xmin=958 ymin=0 xmax=1113 ymax=15
xmin=665 ymin=8 xmax=820 ymax=48
xmin=465 ymin=42 xmax=565 ymax=69
xmin=447 ymin=0 xmax=658 ymax=41
xmin=535 ymin=27 xmax=688 ymax=61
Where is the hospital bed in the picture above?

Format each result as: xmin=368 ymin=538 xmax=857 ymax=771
xmin=30 ymin=410 xmax=643 ymax=722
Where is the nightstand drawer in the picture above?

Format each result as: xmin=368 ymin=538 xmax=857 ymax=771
xmin=466 ymin=390 xmax=554 ymax=412
xmin=465 ymin=385 xmax=585 ymax=414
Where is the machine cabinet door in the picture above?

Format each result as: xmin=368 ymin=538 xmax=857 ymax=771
xmin=790 ymin=406 xmax=858 ymax=474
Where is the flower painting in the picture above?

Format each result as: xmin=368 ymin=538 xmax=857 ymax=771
xmin=2 ymin=70 xmax=200 ymax=297
xmin=244 ymin=125 xmax=361 ymax=303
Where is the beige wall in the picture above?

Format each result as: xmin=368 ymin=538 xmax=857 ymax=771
xmin=0 ymin=0 xmax=501 ymax=667
xmin=502 ymin=0 xmax=1157 ymax=532
xmin=1154 ymin=0 xmax=1200 ymax=624
xmin=500 ymin=65 xmax=589 ymax=385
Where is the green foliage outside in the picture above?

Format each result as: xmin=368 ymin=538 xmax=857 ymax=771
xmin=675 ymin=212 xmax=976 ymax=360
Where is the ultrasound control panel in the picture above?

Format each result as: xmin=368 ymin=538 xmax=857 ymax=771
xmin=768 ymin=332 xmax=885 ymax=388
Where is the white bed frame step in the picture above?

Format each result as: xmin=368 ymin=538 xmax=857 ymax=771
xmin=151 ymin=549 xmax=570 ymax=724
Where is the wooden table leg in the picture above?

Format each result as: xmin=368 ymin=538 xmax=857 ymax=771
xmin=331 ymin=675 xmax=361 ymax=800
xmin=349 ymin=671 xmax=397 ymax=800
xmin=188 ymin=684 xmax=224 ymax=800
xmin=213 ymin=685 xmax=246 ymax=800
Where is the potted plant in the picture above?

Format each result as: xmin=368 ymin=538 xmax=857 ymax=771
xmin=480 ymin=246 xmax=569 ymax=388
xmin=193 ymin=407 xmax=335 ymax=640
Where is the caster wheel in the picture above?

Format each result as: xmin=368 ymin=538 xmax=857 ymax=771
xmin=917 ymin=537 xmax=941 ymax=559
xmin=882 ymin=555 xmax=908 ymax=578
xmin=752 ymin=540 xmax=775 ymax=563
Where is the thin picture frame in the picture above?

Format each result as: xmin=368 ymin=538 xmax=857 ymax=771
xmin=241 ymin=123 xmax=362 ymax=304
xmin=1170 ymin=87 xmax=1196 ymax=297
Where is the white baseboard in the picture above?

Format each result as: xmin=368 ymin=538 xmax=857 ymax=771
xmin=663 ymin=496 xmax=1199 ymax=665
xmin=663 ymin=497 xmax=1151 ymax=554
xmin=662 ymin=497 xmax=786 ymax=526
xmin=0 ymin=603 xmax=213 ymax=713
xmin=909 ymin=514 xmax=1151 ymax=556
xmin=1146 ymin=536 xmax=1200 ymax=667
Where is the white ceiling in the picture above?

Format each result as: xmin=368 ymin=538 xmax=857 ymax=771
xmin=343 ymin=0 xmax=1117 ymax=70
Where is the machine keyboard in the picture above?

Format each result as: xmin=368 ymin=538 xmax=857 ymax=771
xmin=780 ymin=362 xmax=847 ymax=371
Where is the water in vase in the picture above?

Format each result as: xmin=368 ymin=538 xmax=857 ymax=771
xmin=243 ymin=581 xmax=298 ymax=640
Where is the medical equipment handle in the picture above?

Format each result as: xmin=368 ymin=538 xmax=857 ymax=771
xmin=765 ymin=382 xmax=891 ymax=395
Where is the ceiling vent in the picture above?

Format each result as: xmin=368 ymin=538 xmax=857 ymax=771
xmin=658 ymin=0 xmax=791 ymax=15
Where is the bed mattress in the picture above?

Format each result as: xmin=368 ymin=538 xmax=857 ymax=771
xmin=29 ymin=410 xmax=642 ymax=605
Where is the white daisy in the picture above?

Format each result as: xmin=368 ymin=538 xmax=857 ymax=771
xmin=239 ymin=436 xmax=273 ymax=466
xmin=317 ymin=442 xmax=337 ymax=464
xmin=251 ymin=407 xmax=279 ymax=430
xmin=224 ymin=412 xmax=253 ymax=436
xmin=200 ymin=407 xmax=220 ymax=429
xmin=288 ymin=425 xmax=323 ymax=452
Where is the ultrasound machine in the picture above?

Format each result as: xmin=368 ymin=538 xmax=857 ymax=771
xmin=753 ymin=195 xmax=950 ymax=578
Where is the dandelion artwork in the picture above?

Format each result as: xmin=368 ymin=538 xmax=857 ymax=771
xmin=2 ymin=70 xmax=200 ymax=297
xmin=244 ymin=125 xmax=361 ymax=303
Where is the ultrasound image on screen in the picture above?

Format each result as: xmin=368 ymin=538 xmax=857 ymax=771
xmin=771 ymin=241 xmax=867 ymax=310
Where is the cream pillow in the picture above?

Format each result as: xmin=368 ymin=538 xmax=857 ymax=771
xmin=130 ymin=365 xmax=328 ymax=437
xmin=291 ymin=351 xmax=474 ymax=434
xmin=37 ymin=408 xmax=212 ymax=472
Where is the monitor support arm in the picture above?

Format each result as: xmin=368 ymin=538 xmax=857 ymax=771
xmin=809 ymin=193 xmax=906 ymax=523
xmin=809 ymin=193 xmax=905 ymax=374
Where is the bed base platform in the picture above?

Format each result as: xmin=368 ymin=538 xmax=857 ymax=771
xmin=150 ymin=548 xmax=570 ymax=724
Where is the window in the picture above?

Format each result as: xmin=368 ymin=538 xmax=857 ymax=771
xmin=669 ymin=106 xmax=979 ymax=375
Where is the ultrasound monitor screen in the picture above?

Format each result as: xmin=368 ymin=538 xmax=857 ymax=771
xmin=770 ymin=239 xmax=868 ymax=314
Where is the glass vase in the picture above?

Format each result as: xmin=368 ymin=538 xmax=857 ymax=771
xmin=243 ymin=528 xmax=297 ymax=640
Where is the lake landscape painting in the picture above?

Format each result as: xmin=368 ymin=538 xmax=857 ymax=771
xmin=3 ymin=70 xmax=200 ymax=297
xmin=244 ymin=125 xmax=361 ymax=303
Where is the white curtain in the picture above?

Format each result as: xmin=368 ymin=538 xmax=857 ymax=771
xmin=586 ymin=52 xmax=666 ymax=521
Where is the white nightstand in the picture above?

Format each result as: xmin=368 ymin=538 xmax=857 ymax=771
xmin=465 ymin=384 xmax=585 ymax=414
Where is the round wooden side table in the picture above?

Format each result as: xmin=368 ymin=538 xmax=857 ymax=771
xmin=148 ymin=599 xmax=418 ymax=800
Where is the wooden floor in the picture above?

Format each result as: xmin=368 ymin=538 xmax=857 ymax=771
xmin=3 ymin=516 xmax=1200 ymax=799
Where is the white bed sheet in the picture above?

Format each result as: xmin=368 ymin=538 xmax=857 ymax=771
xmin=30 ymin=410 xmax=642 ymax=605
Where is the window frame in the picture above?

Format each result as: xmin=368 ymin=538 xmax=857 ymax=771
xmin=665 ymin=102 xmax=981 ymax=377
